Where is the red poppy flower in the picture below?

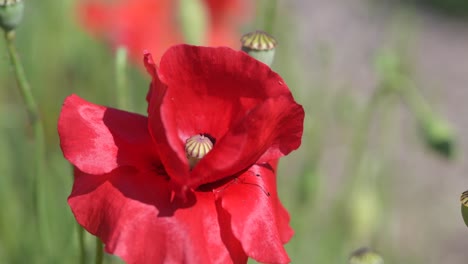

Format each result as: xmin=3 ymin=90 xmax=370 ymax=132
xmin=59 ymin=45 xmax=304 ymax=263
xmin=77 ymin=0 xmax=252 ymax=63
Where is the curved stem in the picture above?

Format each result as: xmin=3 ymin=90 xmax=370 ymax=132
xmin=344 ymin=87 xmax=385 ymax=189
xmin=4 ymin=30 xmax=39 ymax=124
xmin=399 ymin=80 xmax=432 ymax=123
xmin=3 ymin=29 xmax=48 ymax=244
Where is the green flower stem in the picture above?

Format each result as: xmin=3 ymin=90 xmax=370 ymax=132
xmin=78 ymin=224 xmax=86 ymax=264
xmin=397 ymin=79 xmax=430 ymax=120
xmin=399 ymin=79 xmax=455 ymax=158
xmin=3 ymin=29 xmax=48 ymax=244
xmin=178 ymin=0 xmax=207 ymax=44
xmin=95 ymin=237 xmax=104 ymax=264
xmin=115 ymin=46 xmax=129 ymax=109
xmin=344 ymin=86 xmax=385 ymax=188
xmin=4 ymin=30 xmax=39 ymax=124
xmin=263 ymin=0 xmax=278 ymax=34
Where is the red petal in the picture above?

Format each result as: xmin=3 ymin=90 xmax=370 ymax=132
xmin=191 ymin=96 xmax=304 ymax=187
xmin=216 ymin=162 xmax=293 ymax=263
xmin=69 ymin=167 xmax=247 ymax=263
xmin=146 ymin=45 xmax=304 ymax=187
xmin=144 ymin=53 xmax=191 ymax=189
xmin=58 ymin=95 xmax=157 ymax=174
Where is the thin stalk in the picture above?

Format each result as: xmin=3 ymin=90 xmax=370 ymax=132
xmin=398 ymin=80 xmax=432 ymax=123
xmin=4 ymin=30 xmax=39 ymax=124
xmin=3 ymin=29 xmax=49 ymax=245
xmin=95 ymin=237 xmax=104 ymax=264
xmin=343 ymin=87 xmax=385 ymax=190
xmin=263 ymin=0 xmax=278 ymax=33
xmin=78 ymin=224 xmax=86 ymax=264
xmin=330 ymin=85 xmax=387 ymax=260
xmin=115 ymin=46 xmax=129 ymax=110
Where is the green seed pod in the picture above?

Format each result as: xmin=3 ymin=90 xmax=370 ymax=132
xmin=0 ymin=0 xmax=24 ymax=32
xmin=460 ymin=190 xmax=468 ymax=227
xmin=419 ymin=115 xmax=456 ymax=159
xmin=349 ymin=247 xmax=384 ymax=264
xmin=240 ymin=30 xmax=277 ymax=67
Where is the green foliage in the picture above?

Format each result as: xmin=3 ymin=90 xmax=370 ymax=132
xmin=0 ymin=1 xmax=459 ymax=263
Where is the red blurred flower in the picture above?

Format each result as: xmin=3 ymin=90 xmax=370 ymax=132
xmin=59 ymin=45 xmax=304 ymax=263
xmin=78 ymin=0 xmax=252 ymax=63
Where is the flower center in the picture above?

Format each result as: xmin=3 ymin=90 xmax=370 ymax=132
xmin=185 ymin=134 xmax=214 ymax=168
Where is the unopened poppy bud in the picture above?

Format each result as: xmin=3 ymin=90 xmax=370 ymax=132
xmin=460 ymin=190 xmax=468 ymax=227
xmin=241 ymin=30 xmax=277 ymax=67
xmin=419 ymin=116 xmax=455 ymax=158
xmin=349 ymin=186 xmax=380 ymax=241
xmin=0 ymin=0 xmax=24 ymax=32
xmin=349 ymin=247 xmax=384 ymax=264
xmin=185 ymin=134 xmax=213 ymax=168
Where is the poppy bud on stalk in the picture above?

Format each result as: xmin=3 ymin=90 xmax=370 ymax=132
xmin=349 ymin=247 xmax=384 ymax=264
xmin=419 ymin=115 xmax=455 ymax=158
xmin=0 ymin=0 xmax=24 ymax=32
xmin=460 ymin=190 xmax=468 ymax=227
xmin=241 ymin=30 xmax=277 ymax=67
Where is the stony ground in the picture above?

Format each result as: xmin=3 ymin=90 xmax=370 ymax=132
xmin=289 ymin=0 xmax=468 ymax=263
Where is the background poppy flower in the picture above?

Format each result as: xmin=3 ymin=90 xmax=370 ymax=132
xmin=58 ymin=45 xmax=304 ymax=263
xmin=77 ymin=0 xmax=253 ymax=63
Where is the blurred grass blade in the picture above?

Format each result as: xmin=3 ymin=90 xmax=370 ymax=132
xmin=115 ymin=46 xmax=130 ymax=110
xmin=95 ymin=237 xmax=103 ymax=264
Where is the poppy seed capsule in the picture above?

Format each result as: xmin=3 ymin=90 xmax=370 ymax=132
xmin=0 ymin=0 xmax=24 ymax=31
xmin=460 ymin=190 xmax=468 ymax=227
xmin=185 ymin=134 xmax=213 ymax=168
xmin=241 ymin=30 xmax=277 ymax=67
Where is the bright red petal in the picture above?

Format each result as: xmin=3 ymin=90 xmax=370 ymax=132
xmin=58 ymin=95 xmax=157 ymax=174
xmin=192 ymin=96 xmax=304 ymax=187
xmin=144 ymin=53 xmax=191 ymax=190
xmin=216 ymin=162 xmax=293 ymax=263
xmin=69 ymin=167 xmax=247 ymax=263
xmin=146 ymin=45 xmax=304 ymax=188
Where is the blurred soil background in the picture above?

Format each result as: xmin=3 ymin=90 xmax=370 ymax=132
xmin=1 ymin=0 xmax=468 ymax=263
xmin=282 ymin=0 xmax=468 ymax=263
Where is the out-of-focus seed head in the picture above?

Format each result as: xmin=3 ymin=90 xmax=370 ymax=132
xmin=419 ymin=116 xmax=456 ymax=159
xmin=0 ymin=0 xmax=24 ymax=32
xmin=349 ymin=247 xmax=384 ymax=264
xmin=460 ymin=190 xmax=468 ymax=227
